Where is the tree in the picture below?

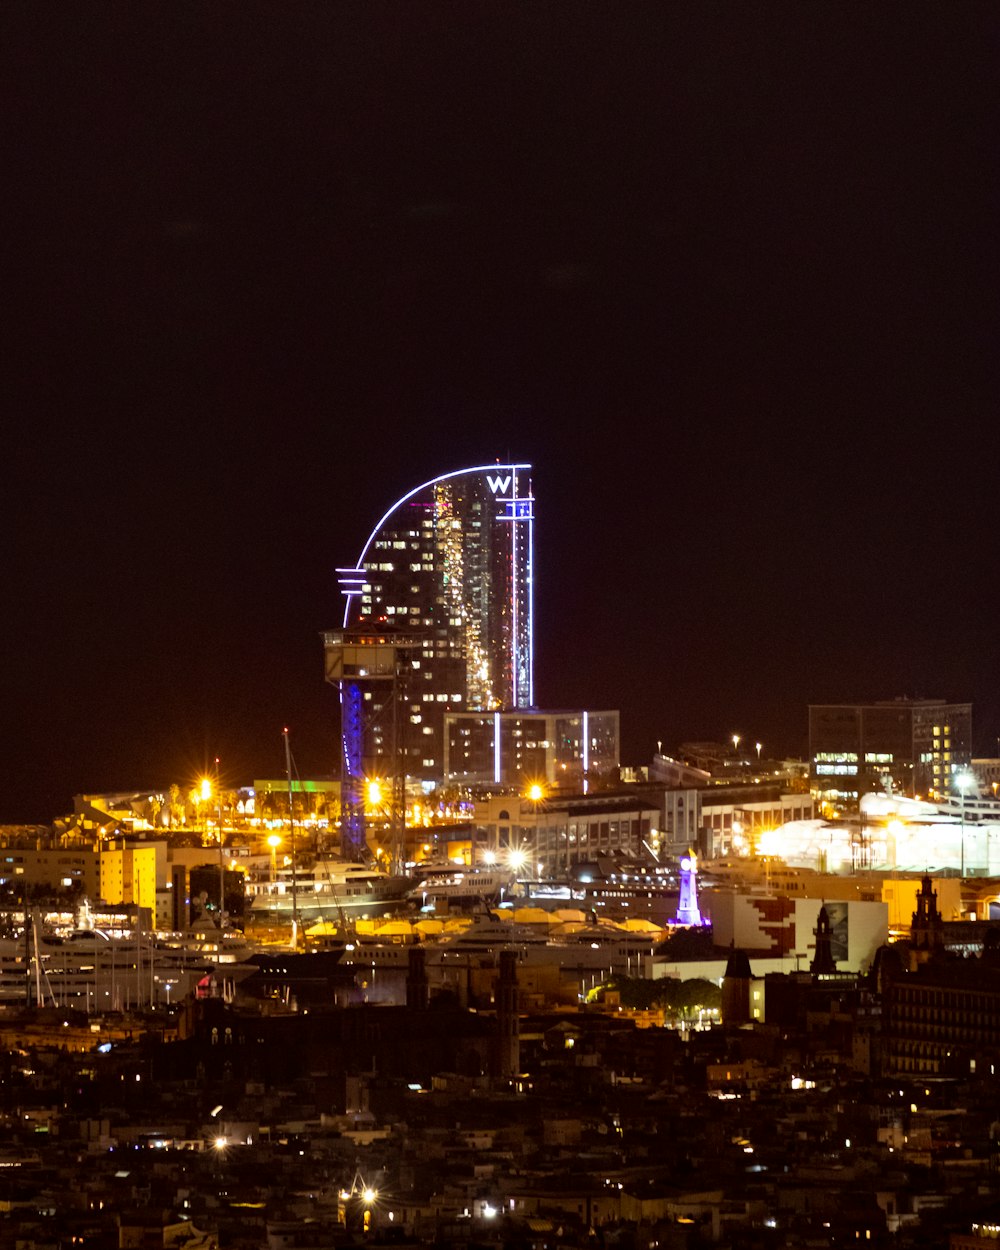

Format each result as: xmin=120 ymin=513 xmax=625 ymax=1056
xmin=167 ymin=784 xmax=183 ymax=830
xmin=597 ymin=974 xmax=722 ymax=1019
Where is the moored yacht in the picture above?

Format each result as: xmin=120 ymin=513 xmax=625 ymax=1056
xmin=246 ymin=859 xmax=413 ymax=925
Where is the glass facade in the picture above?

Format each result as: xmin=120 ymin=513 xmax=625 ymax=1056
xmin=337 ymin=464 xmax=534 ymax=783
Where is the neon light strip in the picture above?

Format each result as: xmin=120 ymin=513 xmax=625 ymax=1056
xmin=336 ymin=568 xmax=366 ymax=601
xmin=343 ymin=462 xmax=532 ymax=626
xmin=510 ymin=473 xmax=518 ymax=707
xmin=494 ymin=711 xmax=502 ymax=785
xmin=582 ymin=710 xmax=589 ymax=795
xmin=528 ymin=478 xmax=534 ymax=707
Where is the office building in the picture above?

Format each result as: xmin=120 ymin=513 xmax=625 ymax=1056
xmin=473 ymin=791 xmax=661 ymax=873
xmin=659 ymin=783 xmax=814 ymax=859
xmin=443 ymin=708 xmax=619 ymax=791
xmin=808 ymin=699 xmax=972 ymax=809
xmin=0 ymin=842 xmax=158 ymax=915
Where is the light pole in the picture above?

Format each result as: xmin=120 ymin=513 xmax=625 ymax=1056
xmin=267 ymin=834 xmax=281 ymax=884
xmin=197 ymin=775 xmax=225 ymax=924
xmin=526 ymin=782 xmax=546 ymax=874
xmin=956 ymin=770 xmax=974 ymax=878
xmin=283 ymin=727 xmax=299 ymax=942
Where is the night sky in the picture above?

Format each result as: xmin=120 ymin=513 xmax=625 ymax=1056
xmin=4 ymin=4 xmax=999 ymax=821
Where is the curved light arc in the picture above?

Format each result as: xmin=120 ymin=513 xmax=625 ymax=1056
xmin=342 ymin=462 xmax=532 ymax=626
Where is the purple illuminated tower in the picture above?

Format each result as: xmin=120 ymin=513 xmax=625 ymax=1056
xmin=674 ymin=852 xmax=705 ymax=926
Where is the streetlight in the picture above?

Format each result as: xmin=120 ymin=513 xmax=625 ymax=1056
xmin=732 ymin=733 xmax=741 ymax=755
xmin=200 ymin=772 xmax=224 ymax=923
xmin=755 ymin=742 xmax=763 ymax=762
xmin=525 ymin=782 xmax=546 ymax=874
xmin=267 ymin=834 xmax=281 ymax=884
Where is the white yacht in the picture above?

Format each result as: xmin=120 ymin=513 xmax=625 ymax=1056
xmin=410 ymin=866 xmax=515 ymax=909
xmin=246 ymin=859 xmax=412 ymax=925
xmin=0 ymin=907 xmax=257 ymax=1010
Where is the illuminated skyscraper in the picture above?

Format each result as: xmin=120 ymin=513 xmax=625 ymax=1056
xmin=334 ymin=464 xmax=534 ymax=793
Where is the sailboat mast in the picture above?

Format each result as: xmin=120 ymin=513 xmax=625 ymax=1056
xmin=283 ymin=727 xmax=300 ymax=942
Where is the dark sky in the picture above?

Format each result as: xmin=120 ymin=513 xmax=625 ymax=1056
xmin=3 ymin=4 xmax=999 ymax=821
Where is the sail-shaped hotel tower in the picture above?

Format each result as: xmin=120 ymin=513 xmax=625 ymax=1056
xmin=326 ymin=464 xmax=534 ymax=854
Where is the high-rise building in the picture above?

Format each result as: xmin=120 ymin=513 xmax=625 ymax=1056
xmin=335 ymin=464 xmax=534 ymax=790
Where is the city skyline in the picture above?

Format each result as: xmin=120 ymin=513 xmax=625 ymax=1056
xmin=4 ymin=6 xmax=998 ymax=821
xmin=5 ymin=13 xmax=1000 ymax=1243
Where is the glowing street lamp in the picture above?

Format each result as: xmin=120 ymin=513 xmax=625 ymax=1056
xmin=508 ymin=847 xmax=527 ymax=872
xmin=267 ymin=833 xmax=281 ymax=883
xmin=525 ymin=781 xmax=547 ymax=873
xmin=200 ymin=770 xmax=225 ymax=922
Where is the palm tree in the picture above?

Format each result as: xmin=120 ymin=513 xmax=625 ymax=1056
xmin=167 ymin=784 xmax=183 ymax=830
